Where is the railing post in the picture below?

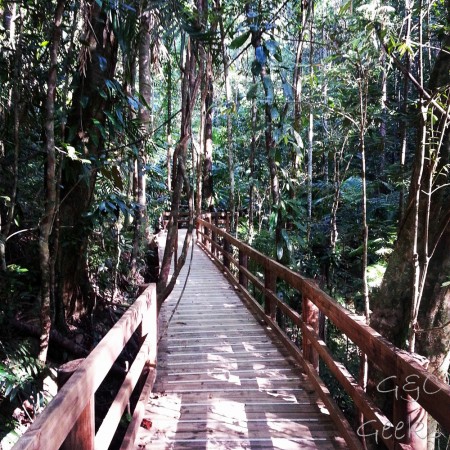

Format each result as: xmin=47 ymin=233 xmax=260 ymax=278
xmin=57 ymin=359 xmax=95 ymax=450
xmin=238 ymin=249 xmax=248 ymax=290
xmin=225 ymin=212 xmax=230 ymax=233
xmin=174 ymin=226 xmax=178 ymax=269
xmin=264 ymin=265 xmax=276 ymax=319
xmin=206 ymin=213 xmax=211 ymax=252
xmin=223 ymin=235 xmax=231 ymax=269
xmin=302 ymin=296 xmax=319 ymax=371
xmin=212 ymin=213 xmax=218 ymax=257
xmin=393 ymin=356 xmax=428 ymax=450
xmin=138 ymin=286 xmax=157 ymax=365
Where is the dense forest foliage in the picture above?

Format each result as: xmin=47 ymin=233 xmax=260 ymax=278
xmin=0 ymin=0 xmax=449 ymax=447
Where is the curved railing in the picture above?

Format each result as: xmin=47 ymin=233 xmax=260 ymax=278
xmin=197 ymin=216 xmax=450 ymax=450
xmin=12 ymin=284 xmax=157 ymax=450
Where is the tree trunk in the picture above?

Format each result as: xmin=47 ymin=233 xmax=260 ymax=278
xmin=132 ymin=5 xmax=152 ymax=274
xmin=0 ymin=6 xmax=22 ymax=272
xmin=249 ymin=74 xmax=257 ymax=242
xmin=398 ymin=0 xmax=413 ymax=225
xmin=202 ymin=51 xmax=214 ymax=210
xmin=158 ymin=36 xmax=201 ymax=304
xmin=56 ymin=1 xmax=118 ymax=323
xmin=247 ymin=5 xmax=282 ymax=259
xmin=370 ymin=31 xmax=450 ymax=446
xmin=38 ymin=0 xmax=66 ymax=363
xmin=217 ymin=1 xmax=234 ymax=227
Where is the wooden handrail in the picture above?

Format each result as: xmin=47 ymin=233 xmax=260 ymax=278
xmin=197 ymin=217 xmax=450 ymax=450
xmin=162 ymin=210 xmax=238 ymax=230
xmin=12 ymin=284 xmax=158 ymax=450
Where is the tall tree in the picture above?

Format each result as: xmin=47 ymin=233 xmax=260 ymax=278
xmin=217 ymin=0 xmax=235 ymax=224
xmin=371 ymin=3 xmax=450 ymax=443
xmin=55 ymin=1 xmax=119 ymax=323
xmin=158 ymin=32 xmax=201 ymax=304
xmin=132 ymin=3 xmax=152 ymax=274
xmin=38 ymin=0 xmax=66 ymax=363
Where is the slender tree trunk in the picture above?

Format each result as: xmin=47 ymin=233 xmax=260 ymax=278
xmin=249 ymin=75 xmax=257 ymax=242
xmin=158 ymin=36 xmax=201 ymax=304
xmin=398 ymin=0 xmax=413 ymax=225
xmin=217 ymin=1 xmax=234 ymax=227
xmin=358 ymin=71 xmax=370 ymax=323
xmin=167 ymin=54 xmax=173 ymax=193
xmin=247 ymin=3 xmax=282 ymax=258
xmin=356 ymin=64 xmax=371 ymax=449
xmin=0 ymin=7 xmax=22 ymax=272
xmin=203 ymin=50 xmax=214 ymax=210
xmin=196 ymin=47 xmax=206 ymax=215
xmin=38 ymin=0 xmax=66 ymax=363
xmin=132 ymin=5 xmax=152 ymax=274
xmin=307 ymin=3 xmax=314 ymax=242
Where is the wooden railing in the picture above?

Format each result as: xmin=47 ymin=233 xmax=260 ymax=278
xmin=12 ymin=284 xmax=158 ymax=450
xmin=197 ymin=217 xmax=450 ymax=450
xmin=162 ymin=210 xmax=238 ymax=229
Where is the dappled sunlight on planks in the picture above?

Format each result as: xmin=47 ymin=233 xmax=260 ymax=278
xmin=136 ymin=230 xmax=347 ymax=449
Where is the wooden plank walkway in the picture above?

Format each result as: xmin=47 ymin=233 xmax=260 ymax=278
xmin=136 ymin=231 xmax=347 ymax=449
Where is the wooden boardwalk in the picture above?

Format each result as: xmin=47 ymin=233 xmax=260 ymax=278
xmin=136 ymin=231 xmax=347 ymax=449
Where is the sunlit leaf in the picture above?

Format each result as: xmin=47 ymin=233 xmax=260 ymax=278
xmin=265 ymin=40 xmax=278 ymax=56
xmin=230 ymin=31 xmax=250 ymax=50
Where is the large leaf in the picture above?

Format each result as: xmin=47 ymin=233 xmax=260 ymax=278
xmin=255 ymin=46 xmax=267 ymax=65
xmin=262 ymin=76 xmax=274 ymax=105
xmin=264 ymin=39 xmax=278 ymax=56
xmin=251 ymin=60 xmax=262 ymax=76
xmin=246 ymin=83 xmax=259 ymax=100
xmin=230 ymin=31 xmax=250 ymax=50
xmin=282 ymin=81 xmax=294 ymax=101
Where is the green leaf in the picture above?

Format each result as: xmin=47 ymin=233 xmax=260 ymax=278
xmin=251 ymin=60 xmax=262 ymax=76
xmin=339 ymin=0 xmax=352 ymax=15
xmin=265 ymin=40 xmax=278 ymax=56
xmin=246 ymin=83 xmax=259 ymax=100
xmin=229 ymin=31 xmax=250 ymax=50
xmin=270 ymin=107 xmax=279 ymax=121
xmin=277 ymin=243 xmax=283 ymax=261
xmin=293 ymin=129 xmax=303 ymax=149
xmin=40 ymin=40 xmax=49 ymax=47
xmin=262 ymin=76 xmax=274 ymax=105
xmin=281 ymin=229 xmax=293 ymax=253
xmin=282 ymin=81 xmax=293 ymax=101
xmin=255 ymin=46 xmax=267 ymax=65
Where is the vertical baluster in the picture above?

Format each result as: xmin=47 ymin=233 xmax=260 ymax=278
xmin=223 ymin=235 xmax=230 ymax=269
xmin=239 ymin=248 xmax=248 ymax=290
xmin=302 ymin=295 xmax=319 ymax=371
xmin=206 ymin=213 xmax=211 ymax=252
xmin=212 ymin=213 xmax=218 ymax=257
xmin=264 ymin=264 xmax=276 ymax=319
